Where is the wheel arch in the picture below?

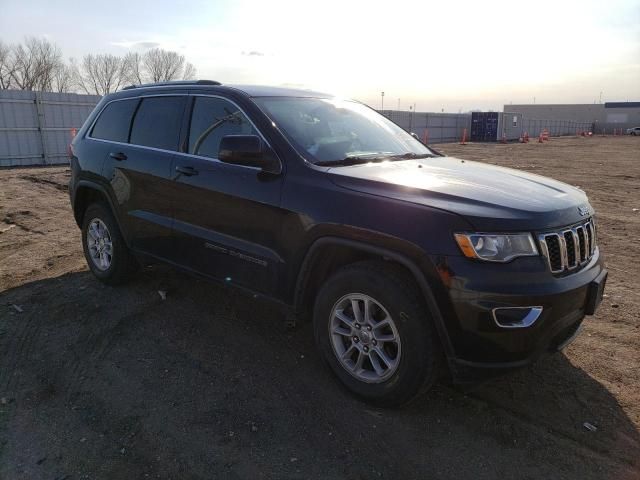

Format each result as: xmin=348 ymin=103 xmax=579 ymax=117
xmin=294 ymin=236 xmax=455 ymax=359
xmin=73 ymin=180 xmax=129 ymax=244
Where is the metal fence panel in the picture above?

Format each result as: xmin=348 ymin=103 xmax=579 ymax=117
xmin=379 ymin=111 xmax=471 ymax=144
xmin=0 ymin=90 xmax=101 ymax=167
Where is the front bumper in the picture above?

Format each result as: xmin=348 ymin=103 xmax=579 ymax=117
xmin=428 ymin=249 xmax=607 ymax=382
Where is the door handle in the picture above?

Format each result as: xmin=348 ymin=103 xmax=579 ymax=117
xmin=175 ymin=165 xmax=199 ymax=176
xmin=109 ymin=152 xmax=127 ymax=161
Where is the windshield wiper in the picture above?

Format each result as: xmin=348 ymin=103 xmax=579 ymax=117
xmin=386 ymin=152 xmax=437 ymax=160
xmin=315 ymin=151 xmax=437 ymax=167
xmin=315 ymin=154 xmax=392 ymax=167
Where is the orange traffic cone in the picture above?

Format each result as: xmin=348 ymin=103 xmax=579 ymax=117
xmin=460 ymin=128 xmax=467 ymax=145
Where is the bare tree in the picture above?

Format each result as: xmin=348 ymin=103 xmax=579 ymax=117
xmin=143 ymin=48 xmax=185 ymax=82
xmin=73 ymin=53 xmax=128 ymax=95
xmin=182 ymin=62 xmax=197 ymax=80
xmin=1 ymin=37 xmax=199 ymax=92
xmin=123 ymin=51 xmax=144 ymax=85
xmin=0 ymin=40 xmax=14 ymax=89
xmin=51 ymin=62 xmax=74 ymax=93
xmin=9 ymin=37 xmax=62 ymax=91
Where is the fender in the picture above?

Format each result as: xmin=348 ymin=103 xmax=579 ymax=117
xmin=294 ymin=236 xmax=455 ymax=361
xmin=73 ymin=179 xmax=132 ymax=247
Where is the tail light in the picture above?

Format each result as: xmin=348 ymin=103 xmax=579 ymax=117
xmin=68 ymin=128 xmax=77 ymax=160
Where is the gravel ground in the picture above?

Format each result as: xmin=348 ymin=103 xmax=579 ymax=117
xmin=0 ymin=136 xmax=638 ymax=479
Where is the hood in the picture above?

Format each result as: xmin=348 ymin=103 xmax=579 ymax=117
xmin=327 ymin=157 xmax=593 ymax=231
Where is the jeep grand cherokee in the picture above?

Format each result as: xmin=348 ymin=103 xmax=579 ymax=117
xmin=69 ymin=80 xmax=607 ymax=406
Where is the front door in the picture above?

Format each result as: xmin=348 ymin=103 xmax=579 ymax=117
xmin=170 ymin=95 xmax=286 ymax=296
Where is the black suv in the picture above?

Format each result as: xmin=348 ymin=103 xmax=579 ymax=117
xmin=69 ymin=80 xmax=607 ymax=406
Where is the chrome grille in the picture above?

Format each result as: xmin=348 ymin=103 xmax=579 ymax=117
xmin=539 ymin=219 xmax=596 ymax=273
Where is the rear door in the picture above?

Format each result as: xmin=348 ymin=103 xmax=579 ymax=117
xmin=170 ymin=94 xmax=286 ymax=295
xmin=99 ymin=94 xmax=187 ymax=260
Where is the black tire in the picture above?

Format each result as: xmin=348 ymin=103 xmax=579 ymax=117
xmin=313 ymin=260 xmax=441 ymax=407
xmin=81 ymin=202 xmax=138 ymax=285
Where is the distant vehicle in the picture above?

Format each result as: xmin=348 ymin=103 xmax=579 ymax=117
xmin=68 ymin=80 xmax=607 ymax=406
xmin=626 ymin=127 xmax=640 ymax=135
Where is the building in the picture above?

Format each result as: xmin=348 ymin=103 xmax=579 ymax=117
xmin=503 ymin=102 xmax=640 ymax=134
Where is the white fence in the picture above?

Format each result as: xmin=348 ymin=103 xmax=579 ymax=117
xmin=1 ymin=90 xmax=610 ymax=168
xmin=0 ymin=90 xmax=101 ymax=167
xmin=379 ymin=110 xmax=471 ymax=143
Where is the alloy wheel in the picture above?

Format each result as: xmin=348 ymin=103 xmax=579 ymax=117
xmin=86 ymin=218 xmax=113 ymax=271
xmin=328 ymin=293 xmax=402 ymax=383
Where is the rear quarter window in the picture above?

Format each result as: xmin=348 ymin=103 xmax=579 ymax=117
xmin=130 ymin=96 xmax=186 ymax=151
xmin=90 ymin=99 xmax=139 ymax=143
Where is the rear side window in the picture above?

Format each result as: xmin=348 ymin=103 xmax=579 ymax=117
xmin=90 ymin=99 xmax=138 ymax=142
xmin=130 ymin=96 xmax=186 ymax=151
xmin=188 ymin=97 xmax=257 ymax=159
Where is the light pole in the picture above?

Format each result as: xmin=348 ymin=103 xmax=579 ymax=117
xmin=409 ymin=105 xmax=413 ymax=132
xmin=397 ymin=98 xmax=400 ymax=111
xmin=381 ymin=91 xmax=385 ymax=110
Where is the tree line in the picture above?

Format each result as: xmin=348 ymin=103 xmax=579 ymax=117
xmin=0 ymin=37 xmax=197 ymax=95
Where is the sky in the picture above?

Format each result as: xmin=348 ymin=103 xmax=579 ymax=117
xmin=1 ymin=0 xmax=639 ymax=111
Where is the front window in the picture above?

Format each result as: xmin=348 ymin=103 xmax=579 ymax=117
xmin=254 ymin=97 xmax=433 ymax=165
xmin=188 ymin=96 xmax=258 ymax=159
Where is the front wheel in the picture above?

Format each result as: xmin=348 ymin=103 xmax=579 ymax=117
xmin=313 ymin=261 xmax=441 ymax=407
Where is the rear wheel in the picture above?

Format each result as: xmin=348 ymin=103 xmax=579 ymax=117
xmin=81 ymin=202 xmax=138 ymax=285
xmin=313 ymin=261 xmax=441 ymax=407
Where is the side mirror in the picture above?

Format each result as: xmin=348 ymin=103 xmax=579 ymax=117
xmin=218 ymin=135 xmax=281 ymax=174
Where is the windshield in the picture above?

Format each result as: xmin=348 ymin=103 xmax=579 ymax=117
xmin=253 ymin=97 xmax=434 ymax=165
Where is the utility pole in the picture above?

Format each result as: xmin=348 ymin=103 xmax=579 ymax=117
xmin=381 ymin=91 xmax=385 ymax=110
xmin=397 ymin=98 xmax=400 ymax=111
xmin=599 ymin=91 xmax=603 ymax=104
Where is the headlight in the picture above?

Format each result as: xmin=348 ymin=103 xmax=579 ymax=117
xmin=454 ymin=233 xmax=538 ymax=262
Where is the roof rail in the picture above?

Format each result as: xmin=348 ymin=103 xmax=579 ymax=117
xmin=122 ymin=80 xmax=222 ymax=90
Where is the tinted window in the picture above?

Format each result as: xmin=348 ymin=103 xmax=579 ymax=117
xmin=90 ymin=99 xmax=138 ymax=142
xmin=188 ymin=97 xmax=257 ymax=158
xmin=130 ymin=96 xmax=186 ymax=151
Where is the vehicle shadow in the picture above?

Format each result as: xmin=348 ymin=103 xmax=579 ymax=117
xmin=1 ymin=266 xmax=638 ymax=480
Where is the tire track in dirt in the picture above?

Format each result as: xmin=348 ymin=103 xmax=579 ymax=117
xmin=48 ymin=285 xmax=174 ymax=406
xmin=0 ymin=309 xmax=42 ymax=402
xmin=466 ymin=390 xmax=638 ymax=469
xmin=19 ymin=175 xmax=69 ymax=192
xmin=56 ymin=308 xmax=152 ymax=403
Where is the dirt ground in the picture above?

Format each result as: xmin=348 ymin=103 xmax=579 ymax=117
xmin=0 ymin=136 xmax=638 ymax=479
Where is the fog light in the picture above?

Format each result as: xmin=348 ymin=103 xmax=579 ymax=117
xmin=492 ymin=306 xmax=543 ymax=328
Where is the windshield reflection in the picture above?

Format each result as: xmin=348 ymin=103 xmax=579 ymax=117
xmin=254 ymin=97 xmax=433 ymax=165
